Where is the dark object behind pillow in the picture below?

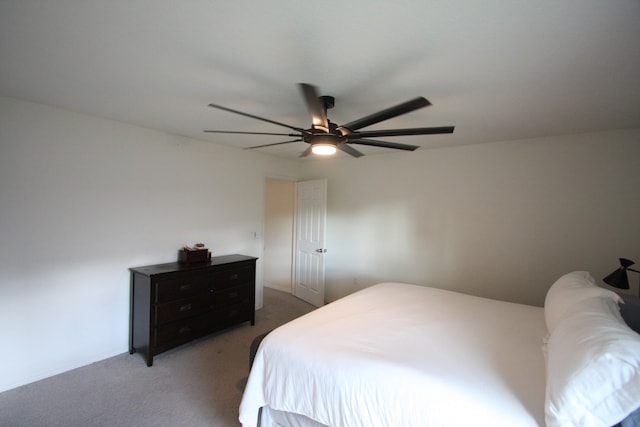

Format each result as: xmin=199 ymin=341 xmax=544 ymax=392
xmin=621 ymin=406 xmax=640 ymax=427
xmin=620 ymin=294 xmax=640 ymax=334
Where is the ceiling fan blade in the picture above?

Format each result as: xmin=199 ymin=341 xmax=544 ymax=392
xmin=245 ymin=139 xmax=302 ymax=149
xmin=298 ymin=83 xmax=329 ymax=131
xmin=339 ymin=97 xmax=431 ymax=133
xmin=347 ymin=126 xmax=455 ymax=139
xmin=299 ymin=146 xmax=313 ymax=158
xmin=337 ymin=143 xmax=364 ymax=158
xmin=208 ymin=102 xmax=306 ymax=133
xmin=349 ymin=139 xmax=419 ymax=151
xmin=204 ymin=130 xmax=300 ymax=137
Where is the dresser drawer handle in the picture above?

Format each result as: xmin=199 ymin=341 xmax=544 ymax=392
xmin=229 ymin=273 xmax=239 ymax=281
xmin=179 ymin=326 xmax=191 ymax=334
xmin=228 ymin=291 xmax=239 ymax=299
xmin=179 ymin=303 xmax=192 ymax=312
xmin=179 ymin=284 xmax=192 ymax=292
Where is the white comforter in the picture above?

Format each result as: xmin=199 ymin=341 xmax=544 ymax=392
xmin=240 ymin=282 xmax=547 ymax=427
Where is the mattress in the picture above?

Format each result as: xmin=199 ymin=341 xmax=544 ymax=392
xmin=239 ymin=282 xmax=548 ymax=427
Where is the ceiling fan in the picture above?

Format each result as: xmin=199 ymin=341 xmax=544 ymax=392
xmin=204 ymin=83 xmax=454 ymax=158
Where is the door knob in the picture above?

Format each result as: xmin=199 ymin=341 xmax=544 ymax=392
xmin=315 ymin=248 xmax=327 ymax=253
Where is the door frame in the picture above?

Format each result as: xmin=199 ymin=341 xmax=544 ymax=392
xmin=261 ymin=176 xmax=327 ymax=306
xmin=261 ymin=175 xmax=297 ymax=302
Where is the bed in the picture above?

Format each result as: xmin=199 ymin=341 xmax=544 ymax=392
xmin=239 ymin=272 xmax=640 ymax=427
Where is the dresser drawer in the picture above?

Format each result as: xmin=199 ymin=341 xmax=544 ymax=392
xmin=155 ymin=296 xmax=210 ymax=325
xmin=154 ymin=271 xmax=211 ymax=303
xmin=215 ymin=301 xmax=253 ymax=329
xmin=213 ymin=264 xmax=254 ymax=290
xmin=154 ymin=317 xmax=204 ymax=349
xmin=211 ymin=284 xmax=252 ymax=307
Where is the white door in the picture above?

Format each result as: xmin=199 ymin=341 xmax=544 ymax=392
xmin=294 ymin=179 xmax=327 ymax=307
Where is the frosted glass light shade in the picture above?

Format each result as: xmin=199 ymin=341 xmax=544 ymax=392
xmin=311 ymin=144 xmax=337 ymax=155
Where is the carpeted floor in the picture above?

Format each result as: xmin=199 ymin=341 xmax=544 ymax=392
xmin=0 ymin=287 xmax=316 ymax=427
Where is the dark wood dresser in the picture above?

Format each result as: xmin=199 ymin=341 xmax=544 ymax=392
xmin=129 ymin=254 xmax=258 ymax=366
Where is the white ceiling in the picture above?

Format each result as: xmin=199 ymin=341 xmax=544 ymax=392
xmin=1 ymin=1 xmax=639 ymax=159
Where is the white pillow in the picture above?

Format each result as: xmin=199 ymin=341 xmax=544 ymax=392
xmin=544 ymin=271 xmax=620 ymax=333
xmin=545 ymin=296 xmax=640 ymax=427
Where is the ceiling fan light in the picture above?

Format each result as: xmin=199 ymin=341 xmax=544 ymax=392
xmin=311 ymin=143 xmax=337 ymax=155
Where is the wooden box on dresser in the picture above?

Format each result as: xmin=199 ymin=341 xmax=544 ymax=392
xmin=129 ymin=254 xmax=258 ymax=366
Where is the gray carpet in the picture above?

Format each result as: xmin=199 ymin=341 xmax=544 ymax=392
xmin=0 ymin=287 xmax=316 ymax=427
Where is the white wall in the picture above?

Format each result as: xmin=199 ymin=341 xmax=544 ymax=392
xmin=301 ymin=129 xmax=640 ymax=306
xmin=0 ymin=96 xmax=299 ymax=392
